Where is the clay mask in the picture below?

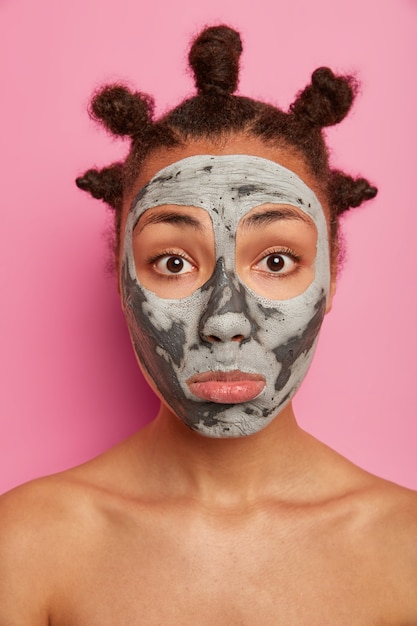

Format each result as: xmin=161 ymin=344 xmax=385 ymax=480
xmin=121 ymin=155 xmax=330 ymax=437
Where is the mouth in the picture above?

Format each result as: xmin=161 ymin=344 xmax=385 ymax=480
xmin=186 ymin=370 xmax=266 ymax=404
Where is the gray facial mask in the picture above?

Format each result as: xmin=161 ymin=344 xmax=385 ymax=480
xmin=121 ymin=155 xmax=330 ymax=437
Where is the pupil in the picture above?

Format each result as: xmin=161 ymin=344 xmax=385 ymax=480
xmin=267 ymin=255 xmax=284 ymax=271
xmin=167 ymin=257 xmax=184 ymax=273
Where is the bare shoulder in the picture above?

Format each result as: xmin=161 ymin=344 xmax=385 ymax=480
xmin=374 ymin=477 xmax=417 ymax=546
xmin=0 ymin=444 xmax=136 ymax=547
xmin=347 ymin=473 xmax=417 ymax=602
xmin=357 ymin=474 xmax=417 ymax=538
xmin=309 ymin=439 xmax=417 ymax=607
xmin=0 ymin=475 xmax=78 ymax=623
xmin=317 ymin=436 xmax=417 ymax=540
xmin=327 ymin=448 xmax=417 ymax=554
xmin=304 ymin=452 xmax=417 ymax=621
xmin=0 ymin=452 xmax=128 ymax=626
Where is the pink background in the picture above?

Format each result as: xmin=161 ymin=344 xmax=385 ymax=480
xmin=1 ymin=0 xmax=416 ymax=494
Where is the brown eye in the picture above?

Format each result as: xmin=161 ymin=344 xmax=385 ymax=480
xmin=266 ymin=255 xmax=285 ymax=272
xmin=154 ymin=255 xmax=195 ymax=276
xmin=166 ymin=257 xmax=184 ymax=273
xmin=255 ymin=252 xmax=297 ymax=276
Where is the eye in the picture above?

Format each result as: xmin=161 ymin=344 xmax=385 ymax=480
xmin=153 ymin=254 xmax=195 ymax=276
xmin=255 ymin=251 xmax=297 ymax=275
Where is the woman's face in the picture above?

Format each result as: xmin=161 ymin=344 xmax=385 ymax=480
xmin=119 ymin=136 xmax=335 ymax=438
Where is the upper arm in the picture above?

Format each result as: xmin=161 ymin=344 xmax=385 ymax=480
xmin=0 ymin=487 xmax=53 ymax=626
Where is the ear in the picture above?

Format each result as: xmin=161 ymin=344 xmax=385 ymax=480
xmin=325 ymin=276 xmax=337 ymax=313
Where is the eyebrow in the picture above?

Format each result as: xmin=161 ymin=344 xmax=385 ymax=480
xmin=241 ymin=207 xmax=315 ymax=230
xmin=135 ymin=210 xmax=205 ymax=235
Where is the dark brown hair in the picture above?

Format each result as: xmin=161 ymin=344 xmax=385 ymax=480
xmin=76 ymin=25 xmax=377 ymax=266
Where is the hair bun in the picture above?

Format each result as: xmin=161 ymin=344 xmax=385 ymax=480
xmin=75 ymin=163 xmax=124 ymax=209
xmin=90 ymin=85 xmax=154 ymax=137
xmin=329 ymin=170 xmax=378 ymax=214
xmin=189 ymin=25 xmax=242 ymax=96
xmin=290 ymin=67 xmax=357 ymax=128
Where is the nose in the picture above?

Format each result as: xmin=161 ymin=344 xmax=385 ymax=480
xmin=199 ymin=258 xmax=253 ymax=345
xmin=200 ymin=311 xmax=252 ymax=344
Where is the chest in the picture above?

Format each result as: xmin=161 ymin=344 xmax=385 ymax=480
xmin=51 ymin=509 xmax=411 ymax=626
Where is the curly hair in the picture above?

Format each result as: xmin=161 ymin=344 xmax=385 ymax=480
xmin=76 ymin=25 xmax=377 ymax=265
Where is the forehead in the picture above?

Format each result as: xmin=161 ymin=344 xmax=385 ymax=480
xmin=128 ymin=154 xmax=323 ymax=227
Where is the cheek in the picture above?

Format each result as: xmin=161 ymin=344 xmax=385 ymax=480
xmin=135 ymin=297 xmax=188 ymax=368
xmin=246 ymin=283 xmax=327 ymax=354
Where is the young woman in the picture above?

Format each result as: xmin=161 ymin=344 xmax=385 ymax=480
xmin=0 ymin=25 xmax=416 ymax=625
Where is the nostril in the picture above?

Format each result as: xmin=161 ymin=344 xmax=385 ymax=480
xmin=206 ymin=334 xmax=245 ymax=344
xmin=200 ymin=312 xmax=252 ymax=345
xmin=207 ymin=335 xmax=222 ymax=343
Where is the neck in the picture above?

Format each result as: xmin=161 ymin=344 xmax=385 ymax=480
xmin=133 ymin=402 xmax=324 ymax=507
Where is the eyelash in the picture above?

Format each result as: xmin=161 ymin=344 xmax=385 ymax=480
xmin=145 ymin=249 xmax=195 ymax=280
xmin=254 ymin=247 xmax=301 ymax=277
xmin=144 ymin=246 xmax=301 ymax=281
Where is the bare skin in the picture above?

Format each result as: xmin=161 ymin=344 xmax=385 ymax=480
xmin=1 ymin=137 xmax=416 ymax=625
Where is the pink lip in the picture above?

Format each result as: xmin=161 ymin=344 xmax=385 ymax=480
xmin=186 ymin=370 xmax=266 ymax=404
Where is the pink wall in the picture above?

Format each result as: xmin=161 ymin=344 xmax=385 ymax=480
xmin=1 ymin=0 xmax=416 ymax=494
